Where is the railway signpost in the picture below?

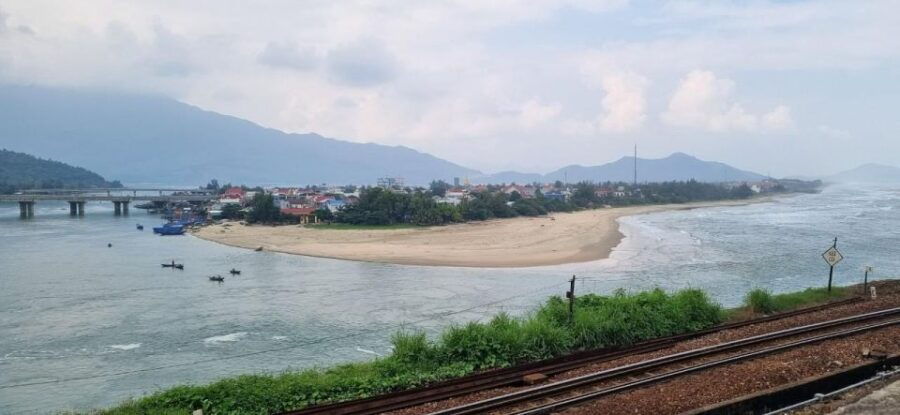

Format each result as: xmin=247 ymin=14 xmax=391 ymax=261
xmin=822 ymin=238 xmax=843 ymax=293
xmin=864 ymin=266 xmax=873 ymax=295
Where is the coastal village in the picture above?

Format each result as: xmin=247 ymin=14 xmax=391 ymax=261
xmin=204 ymin=177 xmax=788 ymax=224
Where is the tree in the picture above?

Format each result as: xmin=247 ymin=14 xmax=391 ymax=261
xmin=246 ymin=193 xmax=281 ymax=223
xmin=221 ymin=203 xmax=243 ymax=220
xmin=314 ymin=208 xmax=334 ymax=222
xmin=205 ymin=179 xmax=220 ymax=191
xmin=429 ymin=180 xmax=451 ymax=197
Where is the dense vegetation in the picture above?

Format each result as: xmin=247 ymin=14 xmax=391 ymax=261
xmin=102 ymin=288 xmax=723 ymax=414
xmin=335 ymin=180 xmax=764 ymax=226
xmin=743 ymin=286 xmax=849 ymax=314
xmin=0 ymin=149 xmax=121 ymax=194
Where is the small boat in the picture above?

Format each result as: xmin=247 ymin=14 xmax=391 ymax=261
xmin=255 ymin=246 xmax=264 ymax=252
xmin=153 ymin=223 xmax=185 ymax=235
xmin=229 ymin=268 xmax=241 ymax=275
xmin=209 ymin=275 xmax=225 ymax=282
xmin=161 ymin=261 xmax=183 ymax=269
xmin=136 ymin=224 xmax=144 ymax=230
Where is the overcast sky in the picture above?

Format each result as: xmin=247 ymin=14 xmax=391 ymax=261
xmin=1 ymin=1 xmax=898 ymax=176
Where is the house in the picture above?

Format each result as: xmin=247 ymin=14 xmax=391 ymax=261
xmin=595 ymin=187 xmax=614 ymax=198
xmin=324 ymin=199 xmax=348 ymax=212
xmin=502 ymin=184 xmax=536 ymax=198
xmin=543 ymin=190 xmax=568 ymax=202
xmin=220 ymin=187 xmax=246 ymax=205
xmin=280 ymin=207 xmax=319 ymax=224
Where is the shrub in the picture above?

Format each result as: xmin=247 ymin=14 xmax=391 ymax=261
xmin=745 ymin=288 xmax=776 ymax=314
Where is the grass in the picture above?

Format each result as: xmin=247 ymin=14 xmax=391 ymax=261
xmin=98 ymin=288 xmax=724 ymax=415
xmin=305 ymin=223 xmax=420 ymax=230
xmin=741 ymin=286 xmax=850 ymax=314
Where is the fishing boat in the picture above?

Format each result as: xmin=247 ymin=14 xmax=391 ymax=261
xmin=229 ymin=268 xmax=241 ymax=275
xmin=209 ymin=275 xmax=225 ymax=282
xmin=136 ymin=224 xmax=144 ymax=230
xmin=161 ymin=261 xmax=184 ymax=269
xmin=153 ymin=223 xmax=185 ymax=235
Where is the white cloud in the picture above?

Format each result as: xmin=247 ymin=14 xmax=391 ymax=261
xmin=598 ymin=73 xmax=648 ymax=132
xmin=761 ymin=105 xmax=794 ymax=131
xmin=258 ymin=41 xmax=318 ymax=71
xmin=0 ymin=0 xmax=896 ymax=173
xmin=662 ymin=70 xmax=793 ymax=133
xmin=519 ymin=98 xmax=562 ymax=128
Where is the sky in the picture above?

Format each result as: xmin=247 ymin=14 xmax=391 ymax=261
xmin=0 ymin=0 xmax=898 ymax=177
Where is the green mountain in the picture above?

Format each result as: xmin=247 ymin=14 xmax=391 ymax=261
xmin=0 ymin=149 xmax=121 ymax=193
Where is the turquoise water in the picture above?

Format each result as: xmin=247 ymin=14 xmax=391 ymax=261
xmin=1 ymin=184 xmax=897 ymax=413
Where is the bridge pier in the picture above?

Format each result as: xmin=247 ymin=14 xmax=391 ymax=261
xmin=68 ymin=201 xmax=85 ymax=216
xmin=113 ymin=201 xmax=130 ymax=215
xmin=114 ymin=201 xmax=130 ymax=215
xmin=19 ymin=201 xmax=34 ymax=218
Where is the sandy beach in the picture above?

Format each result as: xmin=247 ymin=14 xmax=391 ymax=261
xmin=194 ymin=198 xmax=771 ymax=268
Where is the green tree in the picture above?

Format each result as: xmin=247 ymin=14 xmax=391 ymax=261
xmin=246 ymin=193 xmax=281 ymax=223
xmin=429 ymin=180 xmax=451 ymax=197
xmin=221 ymin=203 xmax=243 ymax=220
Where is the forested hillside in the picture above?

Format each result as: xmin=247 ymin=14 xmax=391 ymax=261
xmin=0 ymin=149 xmax=121 ymax=193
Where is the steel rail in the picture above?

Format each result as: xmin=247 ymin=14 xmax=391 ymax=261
xmin=430 ymin=306 xmax=900 ymax=415
xmin=281 ymin=298 xmax=862 ymax=415
xmin=512 ymin=319 xmax=900 ymax=415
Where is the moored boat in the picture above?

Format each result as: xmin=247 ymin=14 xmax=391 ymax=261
xmin=209 ymin=275 xmax=224 ymax=282
xmin=153 ymin=223 xmax=185 ymax=235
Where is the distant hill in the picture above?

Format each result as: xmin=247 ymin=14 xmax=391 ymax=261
xmin=0 ymin=85 xmax=478 ymax=186
xmin=0 ymin=149 xmax=121 ymax=192
xmin=472 ymin=153 xmax=766 ymax=184
xmin=828 ymin=163 xmax=900 ymax=183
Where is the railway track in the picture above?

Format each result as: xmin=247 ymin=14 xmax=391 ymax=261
xmin=282 ymin=298 xmax=861 ymax=415
xmin=431 ymin=306 xmax=900 ymax=415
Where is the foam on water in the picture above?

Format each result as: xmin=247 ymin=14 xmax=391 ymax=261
xmin=110 ymin=343 xmax=141 ymax=351
xmin=203 ymin=332 xmax=247 ymax=344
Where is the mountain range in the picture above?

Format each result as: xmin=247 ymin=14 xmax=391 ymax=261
xmin=0 ymin=85 xmax=769 ymax=186
xmin=828 ymin=163 xmax=900 ymax=183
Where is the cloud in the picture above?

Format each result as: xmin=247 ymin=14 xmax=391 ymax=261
xmin=662 ymin=70 xmax=792 ymax=133
xmin=598 ymin=73 xmax=648 ymax=132
xmin=817 ymin=124 xmax=851 ymax=140
xmin=326 ymin=39 xmax=398 ymax=87
xmin=761 ymin=105 xmax=794 ymax=131
xmin=258 ymin=41 xmax=317 ymax=71
xmin=519 ymin=98 xmax=561 ymax=128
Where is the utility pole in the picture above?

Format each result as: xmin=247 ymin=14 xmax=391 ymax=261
xmin=633 ymin=144 xmax=637 ymax=187
xmin=566 ymin=275 xmax=576 ymax=322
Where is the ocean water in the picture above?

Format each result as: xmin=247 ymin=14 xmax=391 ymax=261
xmin=1 ymin=184 xmax=898 ymax=413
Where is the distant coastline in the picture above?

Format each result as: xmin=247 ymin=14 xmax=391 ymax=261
xmin=193 ymin=196 xmax=778 ymax=268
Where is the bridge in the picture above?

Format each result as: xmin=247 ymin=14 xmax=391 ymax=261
xmin=0 ymin=188 xmax=218 ymax=218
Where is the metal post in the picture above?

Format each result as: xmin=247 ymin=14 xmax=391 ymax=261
xmin=567 ymin=275 xmax=576 ymax=322
xmin=863 ymin=266 xmax=872 ymax=296
xmin=827 ymin=237 xmax=837 ymax=293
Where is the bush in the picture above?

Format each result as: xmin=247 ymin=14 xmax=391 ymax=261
xmin=745 ymin=288 xmax=776 ymax=314
xmin=102 ymin=288 xmax=723 ymax=414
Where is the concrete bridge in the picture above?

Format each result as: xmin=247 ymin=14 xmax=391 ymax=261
xmin=0 ymin=188 xmax=218 ymax=218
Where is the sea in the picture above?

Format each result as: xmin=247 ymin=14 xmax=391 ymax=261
xmin=1 ymin=183 xmax=898 ymax=413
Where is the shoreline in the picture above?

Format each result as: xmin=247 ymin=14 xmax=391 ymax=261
xmin=193 ymin=196 xmax=778 ymax=268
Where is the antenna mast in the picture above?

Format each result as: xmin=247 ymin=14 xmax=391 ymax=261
xmin=633 ymin=144 xmax=637 ymax=187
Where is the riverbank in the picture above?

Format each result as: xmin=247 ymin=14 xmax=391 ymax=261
xmin=194 ymin=197 xmax=775 ymax=267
